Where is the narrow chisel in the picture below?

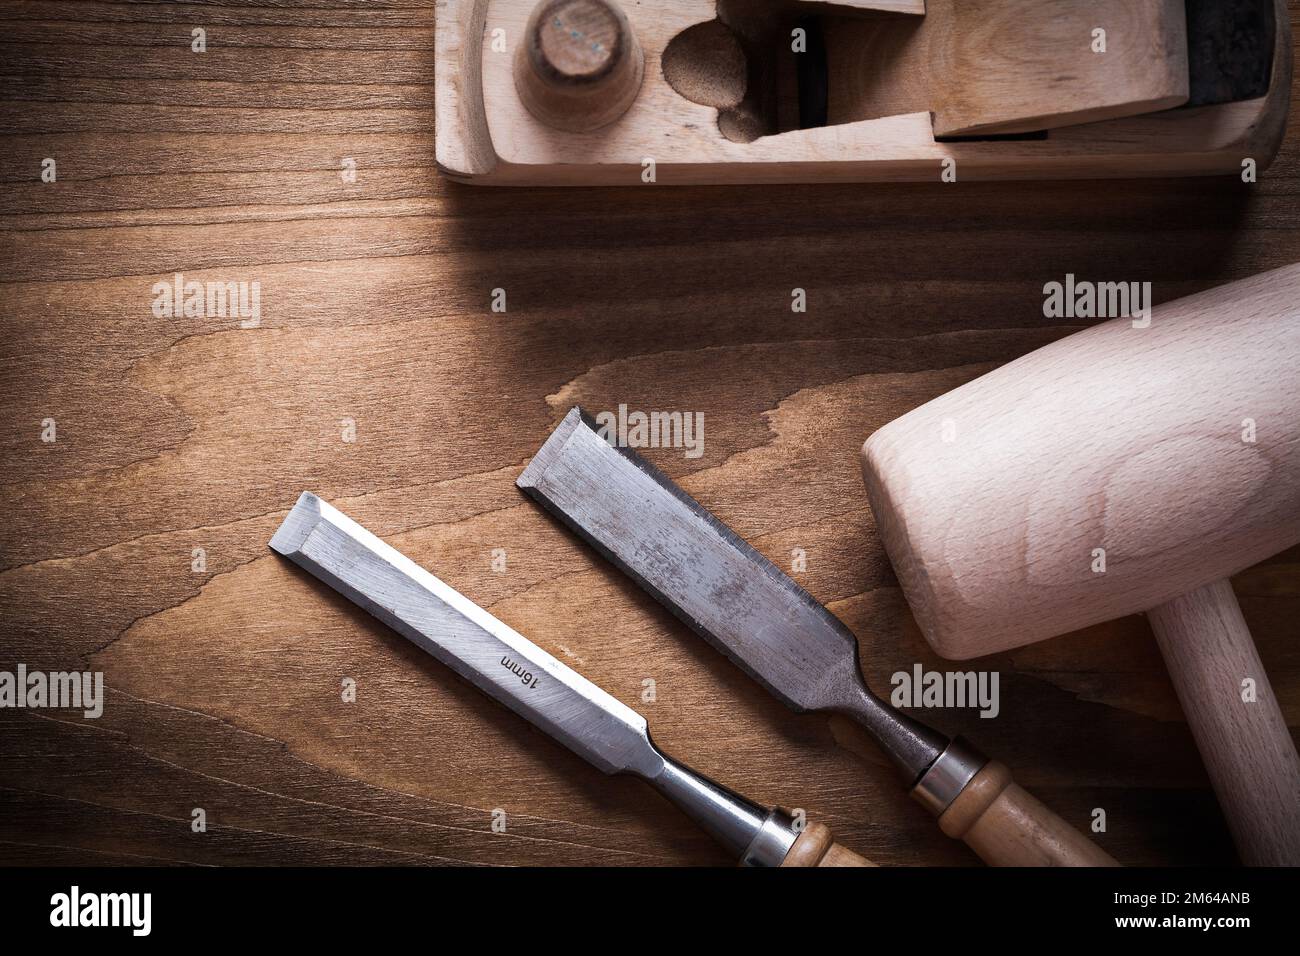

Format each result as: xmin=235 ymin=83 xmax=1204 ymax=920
xmin=517 ymin=408 xmax=1118 ymax=866
xmin=269 ymin=491 xmax=871 ymax=867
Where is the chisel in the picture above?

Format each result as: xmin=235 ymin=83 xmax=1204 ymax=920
xmin=269 ymin=491 xmax=871 ymax=866
xmin=517 ymin=408 xmax=1117 ymax=866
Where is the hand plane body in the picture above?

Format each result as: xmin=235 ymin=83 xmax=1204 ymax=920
xmin=436 ymin=0 xmax=1291 ymax=186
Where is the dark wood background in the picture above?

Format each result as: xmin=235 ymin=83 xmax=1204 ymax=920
xmin=1 ymin=0 xmax=1297 ymax=866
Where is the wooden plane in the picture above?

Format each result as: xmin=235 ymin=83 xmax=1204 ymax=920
xmin=436 ymin=0 xmax=1292 ymax=185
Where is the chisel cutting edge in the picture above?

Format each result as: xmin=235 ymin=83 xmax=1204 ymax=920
xmin=269 ymin=491 xmax=871 ymax=867
xmin=517 ymin=408 xmax=1119 ymax=867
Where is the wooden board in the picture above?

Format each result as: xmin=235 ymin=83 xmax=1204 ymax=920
xmin=1 ymin=0 xmax=1299 ymax=867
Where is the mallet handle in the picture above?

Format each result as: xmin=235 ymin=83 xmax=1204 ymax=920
xmin=1149 ymin=579 xmax=1300 ymax=865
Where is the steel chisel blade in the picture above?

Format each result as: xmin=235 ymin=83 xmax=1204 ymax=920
xmin=516 ymin=408 xmax=867 ymax=714
xmin=517 ymin=408 xmax=949 ymax=780
xmin=269 ymin=491 xmax=660 ymax=776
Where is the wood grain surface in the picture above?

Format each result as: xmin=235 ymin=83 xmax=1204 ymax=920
xmin=1 ymin=0 xmax=1298 ymax=867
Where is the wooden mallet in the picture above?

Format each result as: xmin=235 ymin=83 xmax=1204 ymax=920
xmin=861 ymin=265 xmax=1300 ymax=865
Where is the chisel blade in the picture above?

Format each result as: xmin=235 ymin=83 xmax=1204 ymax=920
xmin=269 ymin=492 xmax=660 ymax=777
xmin=517 ymin=409 xmax=868 ymax=714
xmin=517 ymin=408 xmax=948 ymax=780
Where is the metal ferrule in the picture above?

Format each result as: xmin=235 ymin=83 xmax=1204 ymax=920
xmin=909 ymin=736 xmax=988 ymax=816
xmin=740 ymin=809 xmax=801 ymax=867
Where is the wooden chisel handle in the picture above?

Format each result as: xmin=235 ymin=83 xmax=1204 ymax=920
xmin=780 ymin=823 xmax=875 ymax=867
xmin=934 ymin=761 xmax=1118 ymax=866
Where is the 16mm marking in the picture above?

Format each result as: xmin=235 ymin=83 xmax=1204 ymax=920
xmin=501 ymin=656 xmax=540 ymax=689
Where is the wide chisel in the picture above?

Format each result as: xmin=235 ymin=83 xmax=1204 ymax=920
xmin=517 ymin=408 xmax=1117 ymax=866
xmin=269 ymin=491 xmax=871 ymax=866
